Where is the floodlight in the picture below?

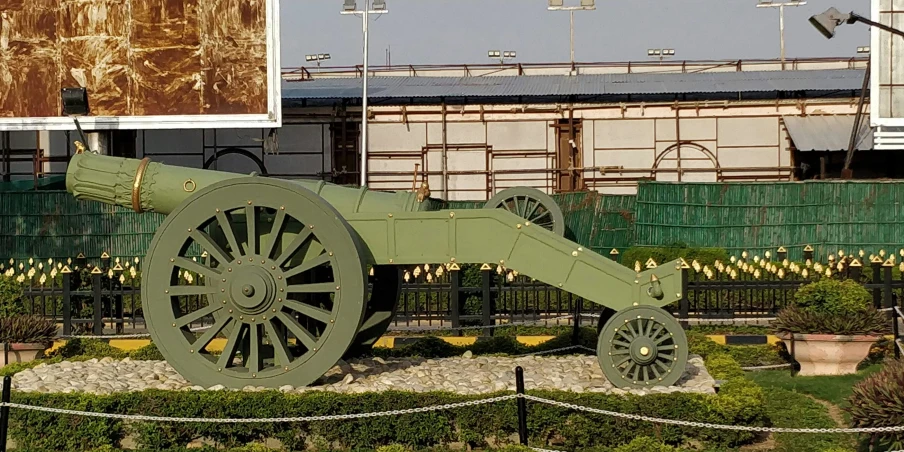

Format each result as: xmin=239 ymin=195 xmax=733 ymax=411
xmin=488 ymin=50 xmax=500 ymax=58
xmin=548 ymin=0 xmax=564 ymax=6
xmin=647 ymin=49 xmax=660 ymax=56
xmin=61 ymin=87 xmax=89 ymax=116
xmin=343 ymin=0 xmax=356 ymax=11
xmin=809 ymin=7 xmax=850 ymax=39
xmin=323 ymin=54 xmax=331 ymax=59
xmin=857 ymin=46 xmax=870 ymax=54
xmin=664 ymin=49 xmax=675 ymax=56
xmin=305 ymin=55 xmax=314 ymax=61
xmin=372 ymin=0 xmax=386 ymax=10
xmin=580 ymin=0 xmax=594 ymax=6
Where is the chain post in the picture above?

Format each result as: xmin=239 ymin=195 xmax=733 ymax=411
xmin=0 ymin=375 xmax=10 ymax=452
xmin=884 ymin=264 xmax=893 ymax=310
xmin=515 ymin=366 xmax=528 ymax=446
xmin=872 ymin=260 xmax=883 ymax=309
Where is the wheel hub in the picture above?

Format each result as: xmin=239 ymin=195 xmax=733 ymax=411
xmin=222 ymin=256 xmax=284 ymax=317
xmin=630 ymin=338 xmax=657 ymax=365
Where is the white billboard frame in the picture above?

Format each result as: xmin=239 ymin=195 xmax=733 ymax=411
xmin=0 ymin=0 xmax=281 ymax=132
xmin=870 ymin=0 xmax=904 ymax=127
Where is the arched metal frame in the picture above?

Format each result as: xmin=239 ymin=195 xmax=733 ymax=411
xmin=652 ymin=141 xmax=721 ymax=182
xmin=203 ymin=147 xmax=269 ymax=176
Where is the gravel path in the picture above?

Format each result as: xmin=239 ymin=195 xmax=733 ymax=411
xmin=11 ymin=353 xmax=715 ymax=396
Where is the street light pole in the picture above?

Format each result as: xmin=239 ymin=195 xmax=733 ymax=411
xmin=548 ymin=0 xmax=595 ymax=68
xmin=342 ymin=0 xmax=387 ymax=187
xmin=757 ymin=1 xmax=807 ymax=70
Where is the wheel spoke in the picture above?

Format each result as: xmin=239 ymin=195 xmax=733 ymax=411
xmin=286 ymin=282 xmax=338 ymax=294
xmin=190 ymin=230 xmax=232 ymax=265
xmin=174 ymin=303 xmax=222 ymax=328
xmin=655 ymin=334 xmax=673 ymax=345
xmin=217 ymin=322 xmax=244 ymax=369
xmin=625 ymin=321 xmax=638 ymax=339
xmin=215 ymin=211 xmax=242 ymax=256
xmin=244 ymin=205 xmax=257 ymax=256
xmin=264 ymin=320 xmax=292 ymax=367
xmin=650 ymin=362 xmax=662 ymax=379
xmin=617 ymin=329 xmax=634 ymax=342
xmin=166 ymin=285 xmax=216 ymax=296
xmin=614 ymin=356 xmax=632 ymax=368
xmin=247 ymin=324 xmax=261 ymax=373
xmin=283 ymin=299 xmax=332 ymax=323
xmin=277 ymin=312 xmax=318 ymax=350
xmin=610 ymin=349 xmax=630 ymax=356
xmin=174 ymin=257 xmax=221 ymax=280
xmin=525 ymin=200 xmax=540 ymax=220
xmin=283 ymin=252 xmax=331 ymax=279
xmin=643 ymin=366 xmax=651 ymax=382
xmin=612 ymin=339 xmax=632 ymax=349
xmin=649 ymin=324 xmax=665 ymax=341
xmin=275 ymin=229 xmax=313 ymax=267
xmin=261 ymin=209 xmax=287 ymax=260
xmin=622 ymin=362 xmax=636 ymax=378
xmin=643 ymin=319 xmax=653 ymax=337
xmin=192 ymin=315 xmax=230 ymax=351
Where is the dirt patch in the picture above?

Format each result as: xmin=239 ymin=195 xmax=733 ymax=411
xmin=738 ymin=432 xmax=776 ymax=451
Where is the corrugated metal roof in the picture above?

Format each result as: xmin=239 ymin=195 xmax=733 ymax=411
xmin=282 ymin=69 xmax=864 ymax=101
xmin=782 ymin=115 xmax=874 ymax=152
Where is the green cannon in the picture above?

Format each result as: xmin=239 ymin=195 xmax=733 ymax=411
xmin=65 ymin=152 xmax=689 ymax=390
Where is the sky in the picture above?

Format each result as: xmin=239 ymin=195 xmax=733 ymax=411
xmin=283 ymin=0 xmax=872 ymax=68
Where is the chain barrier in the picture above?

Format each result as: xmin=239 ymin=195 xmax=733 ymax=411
xmin=514 ymin=345 xmax=596 ymax=357
xmin=59 ymin=325 xmax=209 ymax=340
xmin=521 ymin=394 xmax=904 ymax=433
xmin=0 ymin=395 xmax=518 ymax=423
xmin=387 ymin=315 xmax=577 ymax=332
xmin=740 ymin=363 xmax=792 ymax=371
xmin=2 ymin=392 xmax=903 ymax=434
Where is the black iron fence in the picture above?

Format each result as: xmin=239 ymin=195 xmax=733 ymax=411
xmin=8 ymin=253 xmax=904 ymax=336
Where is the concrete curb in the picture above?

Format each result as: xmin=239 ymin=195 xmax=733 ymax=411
xmin=48 ymin=334 xmax=786 ymax=353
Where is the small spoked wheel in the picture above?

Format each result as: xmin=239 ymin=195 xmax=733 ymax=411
xmin=597 ymin=306 xmax=688 ymax=389
xmin=143 ymin=178 xmax=367 ymax=389
xmin=484 ymin=187 xmax=565 ymax=236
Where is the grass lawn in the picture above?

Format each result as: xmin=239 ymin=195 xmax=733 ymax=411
xmin=742 ymin=364 xmax=885 ymax=452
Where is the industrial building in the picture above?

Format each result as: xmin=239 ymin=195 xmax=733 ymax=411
xmin=1 ymin=58 xmax=884 ymax=200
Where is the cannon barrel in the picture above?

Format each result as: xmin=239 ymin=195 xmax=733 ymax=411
xmin=65 ymin=152 xmax=430 ymax=216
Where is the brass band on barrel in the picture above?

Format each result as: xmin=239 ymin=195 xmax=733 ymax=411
xmin=132 ymin=157 xmax=151 ymax=213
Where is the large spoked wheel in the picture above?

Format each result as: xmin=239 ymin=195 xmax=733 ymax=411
xmin=597 ymin=306 xmax=688 ymax=389
xmin=343 ymin=265 xmax=402 ymax=359
xmin=484 ymin=187 xmax=565 ymax=236
xmin=143 ymin=178 xmax=367 ymax=389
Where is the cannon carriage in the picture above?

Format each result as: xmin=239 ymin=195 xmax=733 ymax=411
xmin=65 ymin=152 xmax=688 ymax=390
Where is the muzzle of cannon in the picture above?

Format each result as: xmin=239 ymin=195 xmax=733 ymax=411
xmin=66 ymin=152 xmax=689 ymax=390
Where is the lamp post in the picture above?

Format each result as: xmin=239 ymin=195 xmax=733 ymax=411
xmin=488 ymin=50 xmax=517 ymax=64
xmin=547 ymin=0 xmax=595 ymax=68
xmin=341 ymin=0 xmax=387 ymax=187
xmin=757 ymin=1 xmax=807 ymax=70
xmin=305 ymin=53 xmax=331 ymax=70
xmin=809 ymin=7 xmax=904 ymax=179
xmin=647 ymin=48 xmax=675 ymax=64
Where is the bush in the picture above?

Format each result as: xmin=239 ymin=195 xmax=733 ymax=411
xmin=846 ymin=358 xmax=904 ymax=450
xmin=773 ymin=279 xmax=890 ymax=336
xmin=47 ymin=338 xmax=128 ymax=360
xmin=0 ymin=273 xmax=25 ymax=317
xmin=705 ymin=353 xmax=745 ymax=380
xmin=129 ymin=343 xmax=165 ymax=361
xmin=688 ymin=332 xmax=788 ymax=367
xmin=792 ymin=279 xmax=871 ymax=315
xmin=0 ymin=315 xmax=57 ymax=343
xmin=621 ymin=244 xmax=729 ymax=269
xmin=613 ymin=436 xmax=679 ymax=452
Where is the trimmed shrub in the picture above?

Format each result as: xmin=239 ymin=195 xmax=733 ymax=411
xmin=705 ymin=353 xmax=745 ymax=380
xmin=47 ymin=338 xmax=128 ymax=360
xmin=128 ymin=343 xmax=165 ymax=361
xmin=773 ymin=279 xmax=890 ymax=336
xmin=846 ymin=358 xmax=904 ymax=450
xmin=621 ymin=245 xmax=729 ymax=269
xmin=0 ymin=273 xmax=25 ymax=317
xmin=613 ymin=436 xmax=679 ymax=452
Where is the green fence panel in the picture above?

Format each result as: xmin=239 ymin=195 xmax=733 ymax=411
xmin=633 ymin=180 xmax=904 ymax=261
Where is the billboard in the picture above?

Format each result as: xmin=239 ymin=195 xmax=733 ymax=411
xmin=872 ymin=0 xmax=904 ymax=129
xmin=0 ymin=0 xmax=280 ymax=131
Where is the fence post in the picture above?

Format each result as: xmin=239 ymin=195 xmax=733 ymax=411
xmin=92 ymin=272 xmax=103 ymax=335
xmin=450 ymin=266 xmax=461 ymax=337
xmin=871 ymin=259 xmax=882 ymax=309
xmin=515 ymin=366 xmax=528 ymax=446
xmin=572 ymin=300 xmax=582 ymax=346
xmin=62 ymin=272 xmax=72 ymax=336
xmin=679 ymin=268 xmax=689 ymax=329
xmin=0 ymin=375 xmax=10 ymax=452
xmin=883 ymin=262 xmax=893 ymax=311
xmin=894 ymin=306 xmax=900 ymax=360
xmin=482 ymin=265 xmax=493 ymax=337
